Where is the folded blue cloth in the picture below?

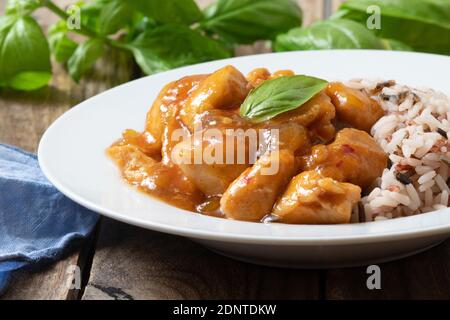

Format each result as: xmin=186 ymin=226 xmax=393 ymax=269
xmin=0 ymin=144 xmax=99 ymax=295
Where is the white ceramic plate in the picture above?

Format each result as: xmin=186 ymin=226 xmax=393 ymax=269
xmin=38 ymin=50 xmax=450 ymax=268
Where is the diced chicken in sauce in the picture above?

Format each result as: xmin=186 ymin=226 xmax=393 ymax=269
xmin=143 ymin=74 xmax=206 ymax=156
xmin=107 ymin=65 xmax=388 ymax=224
xmin=269 ymin=92 xmax=337 ymax=143
xmin=173 ymin=129 xmax=251 ymax=196
xmin=272 ymin=171 xmax=361 ymax=224
xmin=108 ymin=144 xmax=203 ymax=211
xmin=326 ymin=82 xmax=384 ymax=132
xmin=247 ymin=68 xmax=295 ymax=88
xmin=302 ymin=128 xmax=387 ymax=189
xmin=220 ymin=149 xmax=298 ymax=221
xmin=258 ymin=122 xmax=311 ymax=156
xmin=180 ymin=65 xmax=249 ymax=129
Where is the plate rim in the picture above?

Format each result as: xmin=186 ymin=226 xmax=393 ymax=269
xmin=38 ymin=49 xmax=450 ymax=246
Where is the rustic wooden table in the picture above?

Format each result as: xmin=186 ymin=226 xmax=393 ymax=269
xmin=1 ymin=0 xmax=449 ymax=300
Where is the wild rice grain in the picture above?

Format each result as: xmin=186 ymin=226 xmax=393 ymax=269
xmin=395 ymin=172 xmax=411 ymax=185
xmin=419 ymin=179 xmax=435 ymax=192
xmin=375 ymin=80 xmax=396 ymax=92
xmin=435 ymin=174 xmax=450 ymax=193
xmin=441 ymin=156 xmax=450 ymax=166
xmin=437 ymin=128 xmax=448 ymax=138
xmin=433 ymin=204 xmax=447 ymax=210
xmin=440 ymin=190 xmax=449 ymax=206
xmin=371 ymin=196 xmax=398 ymax=208
xmin=356 ymin=79 xmax=450 ymax=220
xmin=387 ymin=158 xmax=393 ymax=169
xmin=418 ymin=171 xmax=437 ymax=184
xmin=415 ymin=165 xmax=433 ymax=175
xmin=406 ymin=183 xmax=421 ymax=209
xmin=425 ymin=188 xmax=433 ymax=207
xmin=358 ymin=202 xmax=365 ymax=223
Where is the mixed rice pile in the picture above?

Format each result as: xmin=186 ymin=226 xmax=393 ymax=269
xmin=345 ymin=79 xmax=450 ymax=222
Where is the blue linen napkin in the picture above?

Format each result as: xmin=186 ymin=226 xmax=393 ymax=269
xmin=0 ymin=143 xmax=99 ymax=295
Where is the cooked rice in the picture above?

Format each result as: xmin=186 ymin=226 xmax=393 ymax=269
xmin=346 ymin=79 xmax=450 ymax=222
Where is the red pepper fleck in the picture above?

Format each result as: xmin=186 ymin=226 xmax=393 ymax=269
xmin=341 ymin=144 xmax=355 ymax=154
xmin=336 ymin=160 xmax=344 ymax=168
xmin=242 ymin=176 xmax=252 ymax=185
xmin=388 ymin=185 xmax=400 ymax=192
xmin=395 ymin=163 xmax=413 ymax=172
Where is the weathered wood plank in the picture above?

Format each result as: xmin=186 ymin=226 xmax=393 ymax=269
xmin=326 ymin=240 xmax=450 ymax=299
xmin=1 ymin=254 xmax=81 ymax=300
xmin=83 ymin=218 xmax=320 ymax=300
xmin=83 ymin=0 xmax=325 ymax=300
xmin=332 ymin=0 xmax=346 ymax=12
xmin=299 ymin=0 xmax=325 ymax=25
xmin=0 ymin=0 xmax=136 ymax=299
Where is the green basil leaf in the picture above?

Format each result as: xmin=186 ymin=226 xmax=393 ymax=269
xmin=129 ymin=25 xmax=231 ymax=75
xmin=334 ymin=0 xmax=450 ymax=54
xmin=9 ymin=71 xmax=52 ymax=91
xmin=274 ymin=19 xmax=386 ymax=51
xmin=5 ymin=0 xmax=40 ymax=15
xmin=0 ymin=14 xmax=17 ymax=33
xmin=68 ymin=39 xmax=104 ymax=82
xmin=126 ymin=0 xmax=203 ymax=25
xmin=240 ymin=75 xmax=328 ymax=123
xmin=201 ymin=0 xmax=303 ymax=44
xmin=98 ymin=0 xmax=134 ymax=35
xmin=79 ymin=0 xmax=110 ymax=32
xmin=48 ymin=21 xmax=77 ymax=63
xmin=0 ymin=15 xmax=51 ymax=90
xmin=127 ymin=16 xmax=157 ymax=41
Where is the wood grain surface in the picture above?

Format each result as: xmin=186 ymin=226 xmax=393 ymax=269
xmin=326 ymin=241 xmax=450 ymax=299
xmin=82 ymin=0 xmax=327 ymax=301
xmin=2 ymin=0 xmax=450 ymax=300
xmin=83 ymin=218 xmax=321 ymax=300
xmin=0 ymin=0 xmax=136 ymax=299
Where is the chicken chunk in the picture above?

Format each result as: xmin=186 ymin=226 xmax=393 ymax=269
xmin=180 ymin=65 xmax=249 ymax=130
xmin=108 ymin=144 xmax=157 ymax=184
xmin=197 ymin=111 xmax=311 ymax=156
xmin=259 ymin=122 xmax=311 ymax=156
xmin=107 ymin=144 xmax=203 ymax=210
xmin=246 ymin=68 xmax=295 ymax=88
xmin=271 ymin=171 xmax=361 ymax=224
xmin=326 ymin=82 xmax=384 ymax=132
xmin=193 ymin=109 xmax=250 ymax=132
xmin=138 ymin=75 xmax=206 ymax=155
xmin=173 ymin=129 xmax=252 ymax=196
xmin=246 ymin=68 xmax=271 ymax=88
xmin=302 ymin=128 xmax=387 ymax=189
xmin=220 ymin=150 xmax=298 ymax=221
xmin=269 ymin=92 xmax=336 ymax=143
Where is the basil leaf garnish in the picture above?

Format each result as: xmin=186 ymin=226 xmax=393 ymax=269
xmin=240 ymin=75 xmax=328 ymax=123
